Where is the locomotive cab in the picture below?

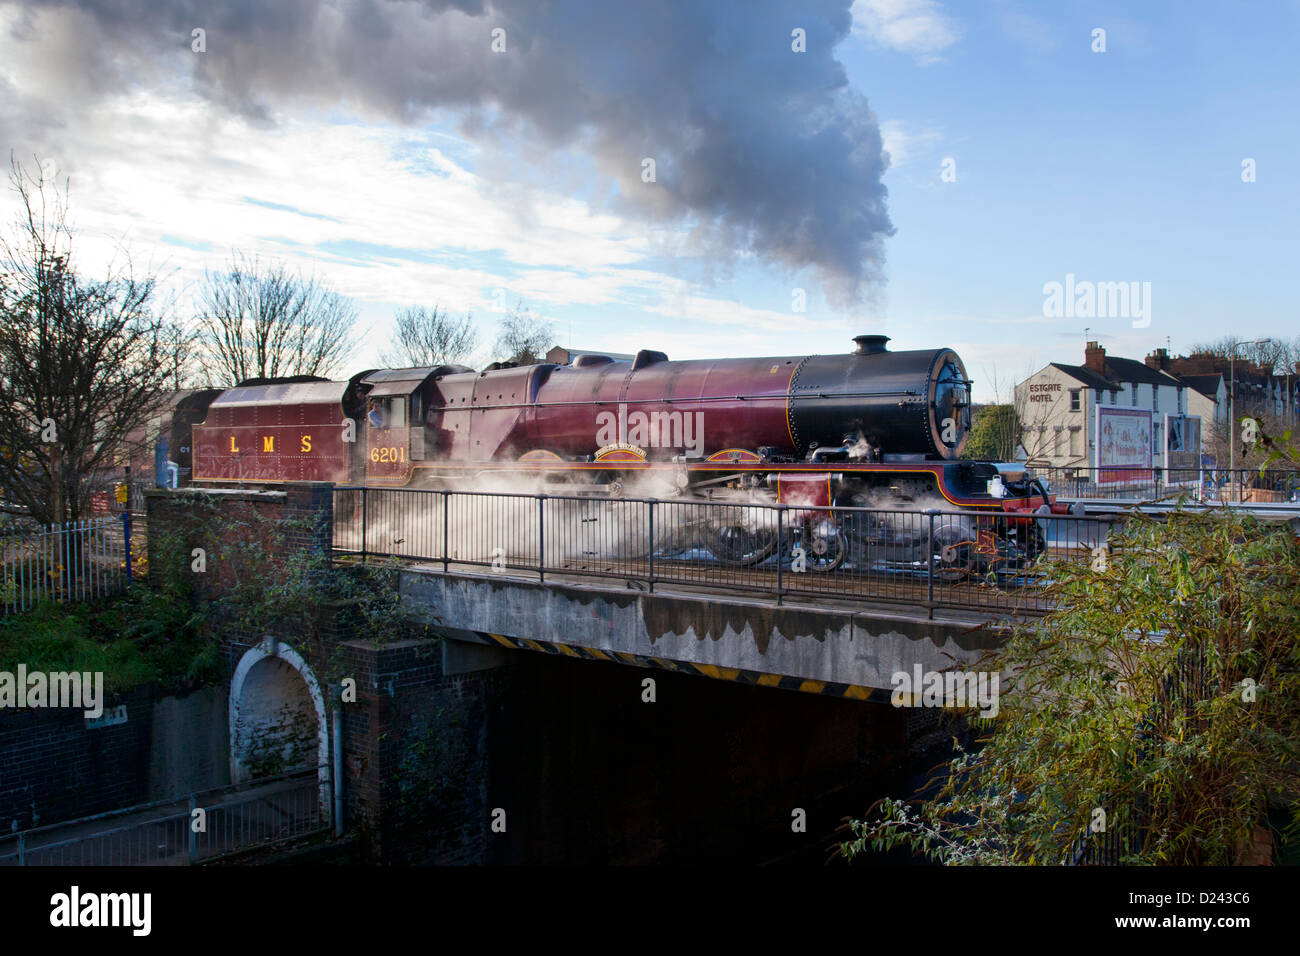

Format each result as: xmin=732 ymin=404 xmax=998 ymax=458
xmin=359 ymin=365 xmax=473 ymax=484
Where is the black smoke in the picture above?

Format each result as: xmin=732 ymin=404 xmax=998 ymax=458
xmin=3 ymin=0 xmax=894 ymax=304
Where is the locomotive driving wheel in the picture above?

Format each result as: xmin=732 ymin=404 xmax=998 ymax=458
xmin=708 ymin=523 xmax=777 ymax=566
xmin=803 ymin=521 xmax=847 ymax=572
xmin=932 ymin=521 xmax=976 ymax=582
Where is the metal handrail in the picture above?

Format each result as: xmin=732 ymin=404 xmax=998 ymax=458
xmin=331 ymin=486 xmax=1115 ymax=616
xmin=0 ymin=767 xmax=331 ymax=866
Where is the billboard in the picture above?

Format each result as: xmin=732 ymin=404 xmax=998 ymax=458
xmin=1095 ymin=406 xmax=1152 ymax=484
xmin=1164 ymin=414 xmax=1202 ymax=474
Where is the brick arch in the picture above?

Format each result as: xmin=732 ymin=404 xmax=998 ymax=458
xmin=229 ymin=638 xmax=329 ymax=788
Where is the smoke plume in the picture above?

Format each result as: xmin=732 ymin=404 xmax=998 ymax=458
xmin=3 ymin=0 xmax=895 ymax=304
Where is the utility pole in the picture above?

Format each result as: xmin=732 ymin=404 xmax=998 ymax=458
xmin=1229 ymin=337 xmax=1271 ymax=502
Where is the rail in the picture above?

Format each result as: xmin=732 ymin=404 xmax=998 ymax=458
xmin=1033 ymin=465 xmax=1300 ymax=504
xmin=332 ymin=487 xmax=1116 ymax=616
xmin=1066 ymin=644 xmax=1214 ymax=865
xmin=0 ymin=767 xmax=331 ymax=866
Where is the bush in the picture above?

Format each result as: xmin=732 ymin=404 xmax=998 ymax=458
xmin=0 ymin=583 xmax=205 ymax=695
xmin=842 ymin=505 xmax=1300 ymax=864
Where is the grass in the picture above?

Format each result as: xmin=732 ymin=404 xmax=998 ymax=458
xmin=0 ymin=584 xmax=215 ymax=696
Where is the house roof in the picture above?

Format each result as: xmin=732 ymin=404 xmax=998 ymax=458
xmin=1049 ymin=363 xmax=1116 ymax=390
xmin=1176 ymin=373 xmax=1223 ymax=399
xmin=1099 ymin=355 xmax=1184 ymax=388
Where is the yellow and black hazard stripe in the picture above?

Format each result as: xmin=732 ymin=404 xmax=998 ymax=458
xmin=475 ymin=631 xmax=890 ymax=703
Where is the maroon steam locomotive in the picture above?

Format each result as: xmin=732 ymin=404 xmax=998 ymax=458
xmin=189 ymin=334 xmax=1071 ymax=509
xmin=184 ymin=335 xmax=1072 ymax=572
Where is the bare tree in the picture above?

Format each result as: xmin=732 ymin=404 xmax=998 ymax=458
xmin=0 ymin=156 xmax=177 ymax=525
xmin=381 ymin=305 xmax=478 ymax=368
xmin=1188 ymin=335 xmax=1290 ymax=370
xmin=196 ymin=252 xmax=357 ymax=384
xmin=493 ymin=302 xmax=554 ymax=365
xmin=159 ymin=321 xmax=200 ymax=390
xmin=1003 ymin=362 xmax=1080 ymax=464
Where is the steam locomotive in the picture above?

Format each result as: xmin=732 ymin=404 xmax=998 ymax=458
xmin=176 ymin=334 xmax=1072 ymax=574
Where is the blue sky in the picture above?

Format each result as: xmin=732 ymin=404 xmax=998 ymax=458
xmin=1 ymin=0 xmax=1296 ymax=401
xmin=857 ymin=0 xmax=1300 ymax=394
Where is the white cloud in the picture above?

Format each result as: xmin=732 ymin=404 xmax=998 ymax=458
xmin=0 ymin=86 xmax=668 ymax=313
xmin=880 ymin=120 xmax=945 ymax=168
xmin=851 ymin=0 xmax=962 ymax=64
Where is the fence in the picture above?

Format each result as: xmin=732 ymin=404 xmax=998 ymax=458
xmin=1067 ymin=644 xmax=1215 ymax=865
xmin=89 ymin=479 xmax=151 ymax=516
xmin=333 ymin=487 xmax=1113 ymax=616
xmin=1033 ymin=465 xmax=1300 ymax=503
xmin=0 ymin=768 xmax=331 ymax=866
xmin=1 ymin=514 xmax=131 ymax=614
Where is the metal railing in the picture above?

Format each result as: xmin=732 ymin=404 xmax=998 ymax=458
xmin=0 ymin=768 xmax=331 ymax=866
xmin=1033 ymin=465 xmax=1300 ymax=503
xmin=333 ymin=487 xmax=1114 ymax=616
xmin=1 ymin=515 xmax=131 ymax=614
xmin=1067 ymin=644 xmax=1215 ymax=865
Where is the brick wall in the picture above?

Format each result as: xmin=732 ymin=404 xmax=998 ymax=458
xmin=0 ymin=683 xmax=156 ymax=832
xmin=334 ymin=638 xmax=494 ymax=864
xmin=147 ymin=481 xmax=494 ymax=864
xmin=0 ymin=682 xmax=232 ymax=836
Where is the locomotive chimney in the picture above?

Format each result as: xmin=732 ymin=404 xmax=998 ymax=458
xmin=853 ymin=334 xmax=890 ymax=355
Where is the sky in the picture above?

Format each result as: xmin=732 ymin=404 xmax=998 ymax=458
xmin=1 ymin=0 xmax=1296 ymax=402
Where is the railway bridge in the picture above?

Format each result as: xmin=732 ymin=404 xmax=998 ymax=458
xmin=366 ymin=487 xmax=1295 ymax=701
xmin=129 ymin=483 xmax=1109 ymax=863
xmin=339 ymin=484 xmax=1111 ymax=701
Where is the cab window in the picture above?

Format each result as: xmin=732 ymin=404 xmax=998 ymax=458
xmin=387 ymin=397 xmax=407 ymax=428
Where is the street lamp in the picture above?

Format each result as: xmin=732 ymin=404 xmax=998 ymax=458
xmin=1229 ymin=337 xmax=1271 ymax=501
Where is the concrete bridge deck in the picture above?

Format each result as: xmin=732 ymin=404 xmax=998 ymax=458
xmin=401 ymin=562 xmax=1012 ymax=702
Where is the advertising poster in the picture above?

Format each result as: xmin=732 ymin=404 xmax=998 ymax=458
xmin=1164 ymin=414 xmax=1202 ymax=474
xmin=1095 ymin=406 xmax=1153 ymax=484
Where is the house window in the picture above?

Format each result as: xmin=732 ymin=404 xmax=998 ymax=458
xmin=1153 ymin=386 xmax=1159 ymax=414
xmin=1131 ymin=385 xmax=1138 ymax=407
xmin=1110 ymin=389 xmax=1119 ymax=404
xmin=1177 ymin=387 xmax=1184 ymax=414
xmin=1069 ymin=428 xmax=1080 ymax=457
xmin=1070 ymin=389 xmax=1081 ymax=412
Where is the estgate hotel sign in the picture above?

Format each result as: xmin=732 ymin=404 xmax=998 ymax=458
xmin=1027 ymin=383 xmax=1062 ymax=403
